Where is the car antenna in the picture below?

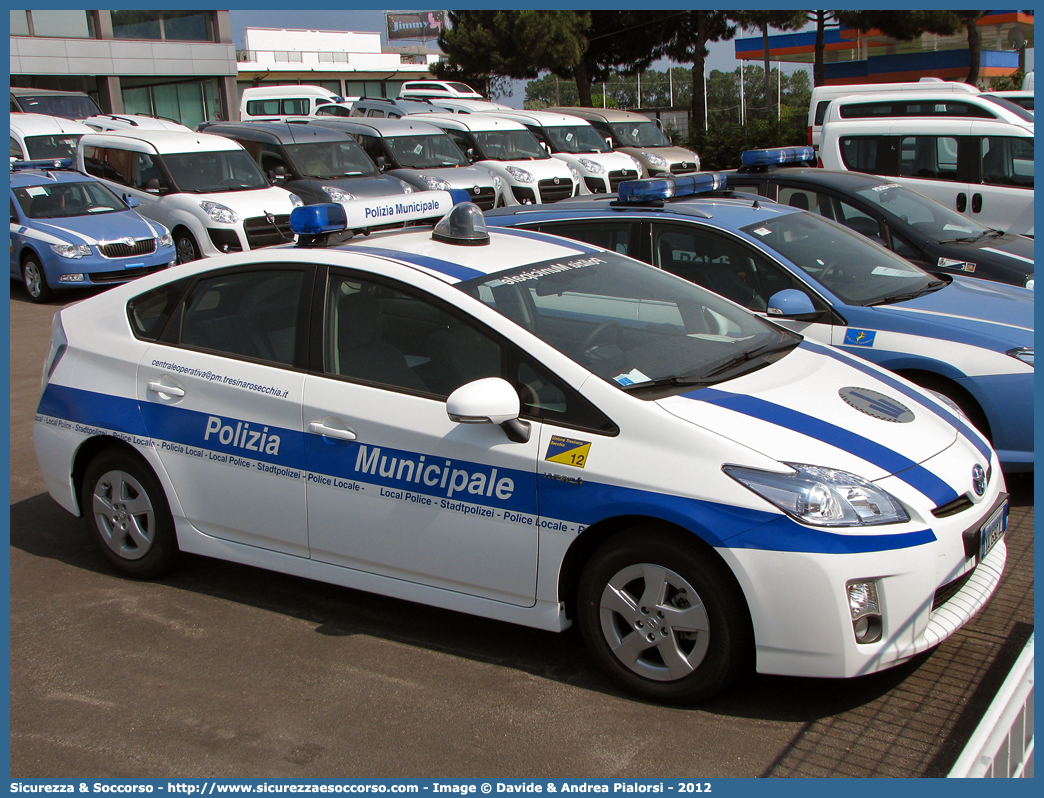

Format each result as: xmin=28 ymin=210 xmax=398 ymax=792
xmin=752 ymin=199 xmax=761 ymax=209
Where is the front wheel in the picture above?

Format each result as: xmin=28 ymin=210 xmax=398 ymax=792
xmin=174 ymin=229 xmax=201 ymax=264
xmin=577 ymin=527 xmax=752 ymax=704
xmin=81 ymin=448 xmax=180 ymax=579
xmin=22 ymin=255 xmax=54 ymax=303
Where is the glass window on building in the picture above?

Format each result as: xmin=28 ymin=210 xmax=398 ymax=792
xmin=30 ymin=9 xmax=92 ymax=38
xmin=316 ymin=81 xmax=343 ymax=95
xmin=163 ymin=11 xmax=210 ymax=41
xmin=10 ymin=10 xmax=30 ymax=36
xmin=111 ymin=10 xmax=161 ymax=39
xmin=345 ymin=82 xmax=368 ymax=98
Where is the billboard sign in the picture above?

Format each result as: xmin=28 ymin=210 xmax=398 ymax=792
xmin=386 ymin=11 xmax=446 ymax=41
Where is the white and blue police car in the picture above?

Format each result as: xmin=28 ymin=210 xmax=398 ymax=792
xmin=34 ymin=191 xmax=1007 ymax=704
xmin=486 ymin=172 xmax=1034 ymax=473
xmin=11 ymin=158 xmax=175 ymax=302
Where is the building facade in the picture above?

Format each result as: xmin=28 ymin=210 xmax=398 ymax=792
xmin=10 ymin=10 xmax=239 ymax=128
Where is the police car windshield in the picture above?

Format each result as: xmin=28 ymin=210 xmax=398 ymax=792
xmin=285 ymin=140 xmax=379 ymax=178
xmin=854 ymin=182 xmax=991 ymax=242
xmin=608 ymin=121 xmax=671 ymax=148
xmin=471 ymin=129 xmax=549 ymax=161
xmin=24 ymin=134 xmax=82 ymax=160
xmin=385 ymin=134 xmax=468 ymax=168
xmin=740 ymin=213 xmax=942 ymax=306
xmin=163 ymin=150 xmax=268 ymax=193
xmin=544 ymin=125 xmax=610 ymax=154
xmin=457 ymin=250 xmax=798 ymax=393
xmin=14 ymin=179 xmax=127 ymax=218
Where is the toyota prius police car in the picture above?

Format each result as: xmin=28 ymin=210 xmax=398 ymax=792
xmin=34 ymin=188 xmax=1007 ymax=704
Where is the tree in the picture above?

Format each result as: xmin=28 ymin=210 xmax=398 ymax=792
xmin=436 ymin=10 xmax=678 ymax=107
xmin=731 ymin=11 xmax=807 ymax=116
xmin=662 ymin=12 xmax=737 ymax=136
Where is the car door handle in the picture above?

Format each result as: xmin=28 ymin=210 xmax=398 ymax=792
xmin=147 ymin=380 xmax=185 ymax=397
xmin=308 ymin=421 xmax=357 ymax=441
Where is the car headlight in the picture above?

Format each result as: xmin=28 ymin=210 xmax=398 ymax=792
xmin=645 ymin=153 xmax=668 ymax=168
xmin=398 ymin=179 xmax=415 ymax=194
xmin=487 ymin=170 xmax=502 ymax=191
xmin=1007 ymin=347 xmax=1033 ymax=367
xmin=1024 ymin=273 xmax=1034 ymax=291
xmin=691 ymin=152 xmax=701 ymax=170
xmin=323 ymin=186 xmax=357 ymax=203
xmin=629 ymin=156 xmax=644 ymax=174
xmin=577 ymin=158 xmax=605 ymax=175
xmin=723 ymin=463 xmax=909 ymax=527
xmin=50 ymin=243 xmax=91 ymax=259
xmin=420 ymin=174 xmax=451 ymax=191
xmin=505 ymin=166 xmax=535 ymax=183
xmin=157 ymin=232 xmax=173 ymax=249
xmin=567 ymin=165 xmax=582 ymax=184
xmin=288 ymin=193 xmax=304 ymax=208
xmin=199 ymin=201 xmax=238 ymax=224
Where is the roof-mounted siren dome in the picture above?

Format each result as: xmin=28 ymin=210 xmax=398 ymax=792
xmin=432 ymin=202 xmax=489 ymax=246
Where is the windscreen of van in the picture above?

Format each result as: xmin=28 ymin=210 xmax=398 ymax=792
xmin=285 ymin=140 xmax=379 ymax=178
xmin=544 ymin=125 xmax=610 ymax=154
xmin=163 ymin=150 xmax=268 ymax=192
xmin=384 ymin=134 xmax=467 ymax=168
xmin=14 ymin=93 xmax=101 ymax=120
xmin=608 ymin=120 xmax=671 ymax=148
xmin=22 ymin=134 xmax=83 ymax=160
xmin=470 ymin=130 xmax=549 ymax=161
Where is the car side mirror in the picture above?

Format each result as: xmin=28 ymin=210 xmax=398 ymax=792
xmin=122 ymin=193 xmax=140 ymax=208
xmin=767 ymin=289 xmax=818 ymax=319
xmin=447 ymin=377 xmax=531 ymax=443
xmin=375 ymin=155 xmax=387 ymax=171
xmin=465 ymin=148 xmax=477 ymax=164
xmin=272 ymin=165 xmax=286 ymax=181
xmin=145 ymin=179 xmax=162 ymax=195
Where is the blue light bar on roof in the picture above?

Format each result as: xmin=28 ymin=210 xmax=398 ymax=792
xmin=618 ymin=172 xmax=727 ymax=203
xmin=10 ymin=157 xmax=75 ymax=172
xmin=289 ymin=203 xmax=347 ymax=235
xmin=741 ymin=147 xmax=816 ymax=167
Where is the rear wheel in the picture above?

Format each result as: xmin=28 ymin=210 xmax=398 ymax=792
xmin=81 ymin=448 xmax=180 ymax=579
xmin=577 ymin=526 xmax=752 ymax=704
xmin=22 ymin=254 xmax=54 ymax=303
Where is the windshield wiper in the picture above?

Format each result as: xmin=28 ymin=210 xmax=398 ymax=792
xmin=950 ymin=229 xmax=1003 ymax=244
xmin=620 ymin=374 xmax=719 ymax=395
xmin=868 ymin=279 xmax=948 ymax=306
xmin=700 ymin=339 xmax=801 ymax=379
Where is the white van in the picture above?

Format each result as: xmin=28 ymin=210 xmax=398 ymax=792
xmin=10 ymin=113 xmax=92 ymax=161
xmin=819 ymin=117 xmax=1034 ymax=236
xmin=822 ymin=91 xmax=1035 ymax=128
xmin=807 ymin=81 xmax=980 ymax=149
xmin=428 ymin=99 xmax=512 ymax=114
xmin=77 ymin=130 xmax=303 ymax=262
xmin=410 ymin=113 xmax=580 ymax=204
xmin=484 ymin=109 xmax=642 ymax=194
xmin=398 ymin=80 xmax=483 ymax=101
xmin=240 ymin=85 xmax=353 ymax=122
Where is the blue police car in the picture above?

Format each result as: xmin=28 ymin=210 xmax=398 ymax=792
xmin=485 ymin=173 xmax=1034 ymax=472
xmin=10 ymin=158 xmax=175 ymax=302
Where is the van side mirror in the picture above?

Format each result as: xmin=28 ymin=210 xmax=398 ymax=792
xmin=145 ymin=179 xmax=162 ymax=195
xmin=375 ymin=155 xmax=387 ymax=171
xmin=272 ymin=165 xmax=286 ymax=181
xmin=465 ymin=148 xmax=477 ymax=164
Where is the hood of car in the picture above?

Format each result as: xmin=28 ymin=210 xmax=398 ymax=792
xmin=656 ymin=342 xmax=983 ymax=494
xmin=25 ymin=210 xmax=162 ymax=245
xmin=952 ymin=232 xmax=1035 ymax=265
xmin=296 ymin=175 xmax=408 ymax=198
xmin=188 ymin=185 xmax=302 ymax=214
xmin=482 ymin=158 xmax=573 ymax=180
xmin=389 ymin=164 xmax=495 ymax=189
xmin=874 ymin=276 xmax=1033 ymax=345
xmin=623 ymin=146 xmax=699 ymax=165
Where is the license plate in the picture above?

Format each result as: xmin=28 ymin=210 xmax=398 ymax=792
xmin=979 ymin=501 xmax=1008 ymax=561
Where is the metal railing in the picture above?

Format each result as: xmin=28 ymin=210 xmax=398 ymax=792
xmin=948 ymin=633 xmax=1034 ymax=777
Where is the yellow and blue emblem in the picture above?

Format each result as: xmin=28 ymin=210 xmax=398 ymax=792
xmin=844 ymin=329 xmax=876 ymax=347
xmin=544 ymin=435 xmax=591 ymax=468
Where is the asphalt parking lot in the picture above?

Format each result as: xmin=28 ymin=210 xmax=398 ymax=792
xmin=9 ymin=286 xmax=1034 ymax=779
